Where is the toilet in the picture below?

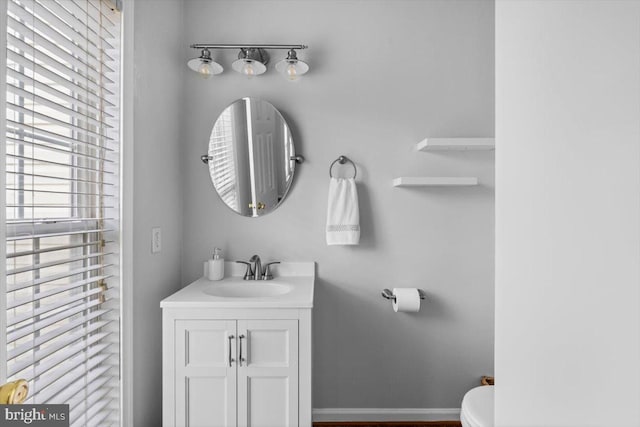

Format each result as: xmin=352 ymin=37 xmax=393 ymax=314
xmin=460 ymin=385 xmax=494 ymax=427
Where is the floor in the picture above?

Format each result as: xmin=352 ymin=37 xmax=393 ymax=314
xmin=313 ymin=422 xmax=462 ymax=427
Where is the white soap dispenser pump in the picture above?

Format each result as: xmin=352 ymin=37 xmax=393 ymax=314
xmin=207 ymin=248 xmax=225 ymax=281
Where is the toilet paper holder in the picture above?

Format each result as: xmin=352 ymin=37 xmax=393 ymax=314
xmin=381 ymin=288 xmax=426 ymax=301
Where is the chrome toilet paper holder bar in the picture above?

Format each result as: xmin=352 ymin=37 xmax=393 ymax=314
xmin=381 ymin=288 xmax=426 ymax=301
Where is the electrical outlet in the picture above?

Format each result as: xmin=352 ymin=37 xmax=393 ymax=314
xmin=151 ymin=227 xmax=161 ymax=253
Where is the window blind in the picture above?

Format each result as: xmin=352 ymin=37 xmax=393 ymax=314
xmin=4 ymin=1 xmax=121 ymax=426
xmin=209 ymin=108 xmax=238 ymax=210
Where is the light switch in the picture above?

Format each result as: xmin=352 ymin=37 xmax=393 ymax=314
xmin=152 ymin=227 xmax=161 ymax=253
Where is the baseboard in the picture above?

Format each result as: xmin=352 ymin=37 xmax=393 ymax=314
xmin=312 ymin=408 xmax=461 ymax=422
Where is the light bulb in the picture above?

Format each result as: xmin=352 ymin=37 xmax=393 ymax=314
xmin=198 ymin=62 xmax=213 ymax=79
xmin=188 ymin=48 xmax=223 ymax=77
xmin=275 ymin=50 xmax=308 ymax=81
xmin=286 ymin=63 xmax=298 ymax=81
xmin=242 ymin=62 xmax=255 ymax=78
xmin=232 ymin=50 xmax=267 ymax=76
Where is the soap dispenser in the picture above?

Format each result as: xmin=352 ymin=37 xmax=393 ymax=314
xmin=207 ymin=248 xmax=224 ymax=281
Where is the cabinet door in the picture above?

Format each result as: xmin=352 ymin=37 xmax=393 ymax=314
xmin=175 ymin=320 xmax=237 ymax=427
xmin=237 ymin=319 xmax=299 ymax=427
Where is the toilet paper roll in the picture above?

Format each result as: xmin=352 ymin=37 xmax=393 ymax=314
xmin=392 ymin=288 xmax=421 ymax=313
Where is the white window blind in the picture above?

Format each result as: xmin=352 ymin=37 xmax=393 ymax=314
xmin=4 ymin=0 xmax=121 ymax=426
xmin=209 ymin=108 xmax=238 ymax=210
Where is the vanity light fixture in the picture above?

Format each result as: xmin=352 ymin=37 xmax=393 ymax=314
xmin=188 ymin=44 xmax=309 ymax=80
xmin=231 ymin=48 xmax=269 ymax=78
xmin=187 ymin=48 xmax=223 ymax=79
xmin=275 ymin=49 xmax=309 ymax=81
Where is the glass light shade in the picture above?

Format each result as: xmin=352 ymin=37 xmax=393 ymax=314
xmin=198 ymin=62 xmax=213 ymax=79
xmin=232 ymin=59 xmax=267 ymax=77
xmin=275 ymin=59 xmax=309 ymax=81
xmin=187 ymin=57 xmax=223 ymax=78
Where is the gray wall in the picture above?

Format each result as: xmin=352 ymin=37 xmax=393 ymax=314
xmin=180 ymin=0 xmax=494 ymax=409
xmin=132 ymin=0 xmax=184 ymax=425
xmin=495 ymin=1 xmax=640 ymax=425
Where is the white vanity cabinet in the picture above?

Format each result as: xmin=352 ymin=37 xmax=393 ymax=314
xmin=161 ymin=263 xmax=314 ymax=427
xmin=165 ymin=315 xmax=302 ymax=427
xmin=236 ymin=319 xmax=299 ymax=427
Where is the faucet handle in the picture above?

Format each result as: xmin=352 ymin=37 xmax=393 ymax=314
xmin=261 ymin=262 xmax=280 ymax=280
xmin=235 ymin=261 xmax=254 ymax=280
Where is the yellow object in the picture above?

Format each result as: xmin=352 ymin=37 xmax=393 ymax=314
xmin=481 ymin=376 xmax=494 ymax=386
xmin=0 ymin=379 xmax=29 ymax=404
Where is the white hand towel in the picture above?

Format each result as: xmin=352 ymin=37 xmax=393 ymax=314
xmin=326 ymin=177 xmax=360 ymax=245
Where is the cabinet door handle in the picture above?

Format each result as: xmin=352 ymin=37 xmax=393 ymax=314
xmin=228 ymin=334 xmax=235 ymax=367
xmin=239 ymin=334 xmax=246 ymax=366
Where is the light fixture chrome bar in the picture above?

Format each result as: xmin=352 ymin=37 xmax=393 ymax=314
xmin=190 ymin=43 xmax=308 ymax=50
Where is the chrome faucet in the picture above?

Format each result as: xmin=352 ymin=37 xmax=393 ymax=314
xmin=249 ymin=255 xmax=262 ymax=281
xmin=236 ymin=255 xmax=280 ymax=280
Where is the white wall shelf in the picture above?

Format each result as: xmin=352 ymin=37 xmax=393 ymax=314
xmin=417 ymin=138 xmax=495 ymax=151
xmin=393 ymin=177 xmax=478 ymax=187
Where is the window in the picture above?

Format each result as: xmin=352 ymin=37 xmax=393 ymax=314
xmin=3 ymin=0 xmax=121 ymax=425
xmin=209 ymin=108 xmax=238 ymax=210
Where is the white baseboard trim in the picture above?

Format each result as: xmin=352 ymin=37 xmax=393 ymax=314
xmin=312 ymin=408 xmax=461 ymax=422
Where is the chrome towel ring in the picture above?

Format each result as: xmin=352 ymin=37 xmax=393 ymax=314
xmin=329 ymin=155 xmax=357 ymax=179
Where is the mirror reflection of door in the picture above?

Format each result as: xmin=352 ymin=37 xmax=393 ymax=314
xmin=207 ymin=98 xmax=297 ymax=217
xmin=247 ymin=99 xmax=280 ymax=215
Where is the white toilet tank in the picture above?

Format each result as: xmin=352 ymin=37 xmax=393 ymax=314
xmin=460 ymin=385 xmax=494 ymax=427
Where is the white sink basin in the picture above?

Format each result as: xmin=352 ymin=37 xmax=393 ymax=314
xmin=161 ymin=262 xmax=314 ymax=308
xmin=203 ymin=281 xmax=292 ymax=298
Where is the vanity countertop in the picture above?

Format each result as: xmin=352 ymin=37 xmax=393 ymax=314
xmin=160 ymin=261 xmax=315 ymax=309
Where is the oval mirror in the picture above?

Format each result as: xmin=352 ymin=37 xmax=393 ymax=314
xmin=206 ymin=98 xmax=299 ymax=217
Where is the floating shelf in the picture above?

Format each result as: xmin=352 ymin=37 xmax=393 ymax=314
xmin=416 ymin=138 xmax=495 ymax=151
xmin=393 ymin=177 xmax=478 ymax=187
